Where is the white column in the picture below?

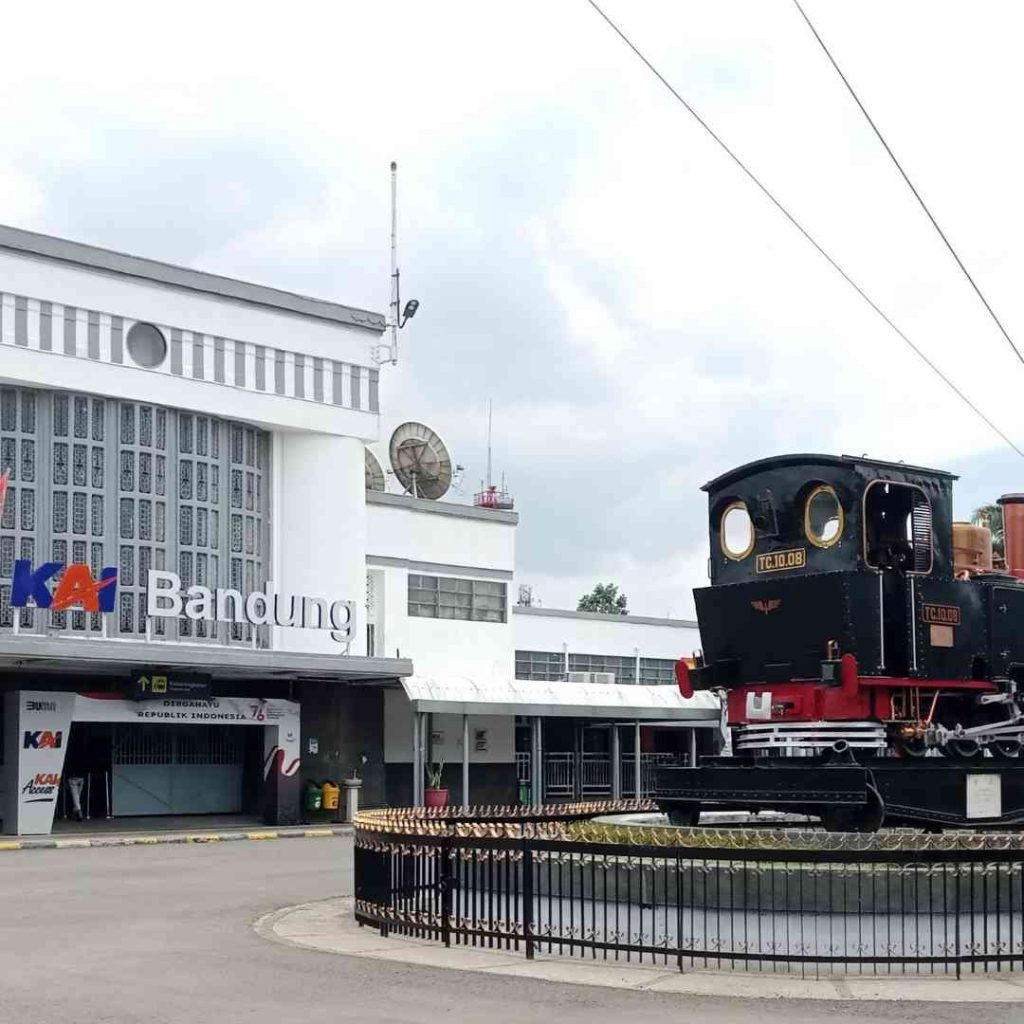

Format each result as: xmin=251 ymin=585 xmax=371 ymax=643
xmin=530 ymin=716 xmax=543 ymax=806
xmin=411 ymin=709 xmax=420 ymax=806
xmin=689 ymin=728 xmax=698 ymax=768
xmin=634 ymin=720 xmax=641 ymax=799
xmin=462 ymin=714 xmax=470 ymax=807
xmin=273 ymin=432 xmax=366 ymax=654
xmin=611 ymin=724 xmax=621 ymax=800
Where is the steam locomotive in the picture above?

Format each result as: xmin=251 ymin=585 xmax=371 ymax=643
xmin=656 ymin=454 xmax=1024 ymax=830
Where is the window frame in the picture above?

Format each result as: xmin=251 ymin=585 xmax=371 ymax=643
xmin=803 ymin=483 xmax=845 ymax=550
xmin=862 ymin=479 xmax=934 ymax=575
xmin=407 ymin=572 xmax=508 ymax=623
xmin=719 ymin=499 xmax=755 ymax=561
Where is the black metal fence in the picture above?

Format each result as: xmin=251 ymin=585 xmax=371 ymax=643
xmin=354 ymin=804 xmax=1024 ymax=978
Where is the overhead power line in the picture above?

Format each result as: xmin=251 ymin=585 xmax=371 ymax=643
xmin=585 ymin=0 xmax=1024 ymax=459
xmin=792 ymin=0 xmax=1024 ymax=369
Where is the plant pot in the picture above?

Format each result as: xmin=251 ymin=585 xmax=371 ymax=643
xmin=424 ymin=787 xmax=449 ymax=808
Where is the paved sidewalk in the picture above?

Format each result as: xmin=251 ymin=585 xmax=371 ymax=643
xmin=0 ymin=823 xmax=352 ymax=851
xmin=256 ymin=896 xmax=1024 ymax=1004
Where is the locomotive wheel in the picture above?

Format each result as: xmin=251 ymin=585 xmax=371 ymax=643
xmin=993 ymin=738 xmax=1022 ymax=758
xmin=666 ymin=803 xmax=701 ymax=827
xmin=948 ymin=738 xmax=983 ymax=760
xmin=896 ymin=736 xmax=929 ymax=758
xmin=820 ymin=785 xmax=885 ymax=834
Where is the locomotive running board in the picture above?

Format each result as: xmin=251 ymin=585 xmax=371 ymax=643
xmin=656 ymin=761 xmax=1024 ymax=828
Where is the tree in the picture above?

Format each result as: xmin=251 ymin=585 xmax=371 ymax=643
xmin=577 ymin=582 xmax=628 ymax=615
xmin=971 ymin=504 xmax=1004 ymax=559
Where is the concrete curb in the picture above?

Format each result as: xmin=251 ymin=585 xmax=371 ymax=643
xmin=0 ymin=825 xmax=352 ymax=851
xmin=255 ymin=897 xmax=1024 ymax=1004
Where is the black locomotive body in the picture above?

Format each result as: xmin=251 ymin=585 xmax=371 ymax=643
xmin=657 ymin=453 xmax=1024 ymax=830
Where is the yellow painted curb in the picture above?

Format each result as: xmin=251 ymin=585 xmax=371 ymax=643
xmin=303 ymin=829 xmax=333 ymax=838
xmin=0 ymin=841 xmax=23 ymax=851
xmin=125 ymin=837 xmax=160 ymax=845
xmin=246 ymin=831 xmax=279 ymax=840
xmin=186 ymin=835 xmax=221 ymax=843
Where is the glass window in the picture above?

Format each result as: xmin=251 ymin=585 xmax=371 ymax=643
xmin=126 ymin=322 xmax=167 ymax=368
xmin=407 ymin=573 xmax=507 ymax=622
xmin=720 ymin=501 xmax=754 ymax=560
xmin=804 ymin=484 xmax=844 ymax=548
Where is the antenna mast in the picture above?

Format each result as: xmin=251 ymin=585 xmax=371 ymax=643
xmin=373 ymin=160 xmax=419 ymax=365
xmin=486 ymin=400 xmax=493 ymax=488
xmin=388 ymin=161 xmax=399 ymax=365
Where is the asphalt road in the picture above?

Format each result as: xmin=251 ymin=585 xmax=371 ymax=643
xmin=0 ymin=837 xmax=1017 ymax=1024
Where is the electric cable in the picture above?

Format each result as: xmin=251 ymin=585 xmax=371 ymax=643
xmin=792 ymin=0 xmax=1024 ymax=369
xmin=585 ymin=0 xmax=1024 ymax=459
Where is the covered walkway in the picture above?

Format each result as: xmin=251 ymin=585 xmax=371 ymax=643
xmin=401 ymin=676 xmax=720 ymax=805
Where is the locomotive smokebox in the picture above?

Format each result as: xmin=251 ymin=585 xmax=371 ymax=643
xmin=998 ymin=493 xmax=1024 ymax=576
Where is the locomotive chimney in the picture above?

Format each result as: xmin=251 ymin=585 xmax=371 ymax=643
xmin=998 ymin=494 xmax=1024 ymax=576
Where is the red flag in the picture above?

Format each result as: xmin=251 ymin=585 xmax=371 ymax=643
xmin=0 ymin=467 xmax=10 ymax=523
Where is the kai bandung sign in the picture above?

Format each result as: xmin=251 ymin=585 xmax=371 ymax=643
xmin=146 ymin=570 xmax=355 ymax=642
xmin=12 ymin=560 xmax=118 ymax=613
xmin=8 ymin=560 xmax=355 ymax=643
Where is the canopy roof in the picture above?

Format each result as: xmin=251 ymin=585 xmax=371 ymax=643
xmin=401 ymin=676 xmax=720 ymax=723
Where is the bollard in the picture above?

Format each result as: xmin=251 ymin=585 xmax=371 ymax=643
xmin=341 ymin=778 xmax=362 ymax=822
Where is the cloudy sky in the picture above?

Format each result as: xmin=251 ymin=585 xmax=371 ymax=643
xmin=4 ymin=1 xmax=1024 ymax=616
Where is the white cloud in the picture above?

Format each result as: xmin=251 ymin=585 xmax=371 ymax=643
xmin=3 ymin=0 xmax=1023 ymax=615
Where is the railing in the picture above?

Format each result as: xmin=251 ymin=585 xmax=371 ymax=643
xmin=354 ymin=804 xmax=1024 ymax=977
xmin=537 ymin=752 xmax=682 ymax=800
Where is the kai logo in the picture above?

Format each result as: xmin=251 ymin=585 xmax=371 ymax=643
xmin=11 ymin=559 xmax=117 ymax=613
xmin=22 ymin=772 xmax=61 ymax=801
xmin=23 ymin=730 xmax=63 ymax=749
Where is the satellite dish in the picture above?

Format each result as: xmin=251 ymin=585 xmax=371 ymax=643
xmin=389 ymin=422 xmax=453 ymax=500
xmin=365 ymin=448 xmax=386 ymax=492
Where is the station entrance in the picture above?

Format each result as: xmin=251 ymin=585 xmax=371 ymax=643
xmin=60 ymin=722 xmax=264 ymax=819
xmin=4 ymin=690 xmax=302 ymax=835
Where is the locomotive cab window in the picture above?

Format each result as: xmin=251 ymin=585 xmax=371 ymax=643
xmin=720 ymin=501 xmax=755 ymax=560
xmin=863 ymin=481 xmax=933 ymax=573
xmin=804 ymin=484 xmax=844 ymax=548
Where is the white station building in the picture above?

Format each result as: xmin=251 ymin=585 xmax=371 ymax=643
xmin=0 ymin=225 xmax=715 ymax=835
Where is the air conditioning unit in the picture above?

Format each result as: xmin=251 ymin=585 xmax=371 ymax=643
xmin=566 ymin=671 xmax=617 ymax=685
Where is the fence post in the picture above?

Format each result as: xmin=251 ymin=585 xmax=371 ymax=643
xmin=523 ymin=838 xmax=535 ymax=960
xmin=440 ymin=837 xmax=453 ymax=949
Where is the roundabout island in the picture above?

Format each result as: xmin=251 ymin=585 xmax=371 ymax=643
xmin=352 ymin=801 xmax=1024 ymax=980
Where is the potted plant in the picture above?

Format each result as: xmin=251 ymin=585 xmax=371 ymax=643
xmin=424 ymin=762 xmax=448 ymax=807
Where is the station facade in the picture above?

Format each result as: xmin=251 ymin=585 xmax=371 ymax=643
xmin=0 ymin=225 xmax=709 ymax=835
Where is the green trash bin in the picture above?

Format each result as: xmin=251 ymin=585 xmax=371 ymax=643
xmin=304 ymin=780 xmax=323 ymax=812
xmin=518 ymin=784 xmax=531 ymax=806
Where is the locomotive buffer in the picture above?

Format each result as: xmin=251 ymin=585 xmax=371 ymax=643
xmin=655 ymin=454 xmax=1024 ymax=832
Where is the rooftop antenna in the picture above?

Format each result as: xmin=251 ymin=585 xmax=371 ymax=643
xmin=486 ymin=400 xmax=493 ymax=488
xmin=373 ymin=161 xmax=420 ymax=366
xmin=389 ymin=421 xmax=453 ymax=500
xmin=474 ymin=400 xmax=515 ymax=511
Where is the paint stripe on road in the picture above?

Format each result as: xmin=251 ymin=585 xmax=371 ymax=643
xmin=0 ymin=825 xmax=352 ymax=852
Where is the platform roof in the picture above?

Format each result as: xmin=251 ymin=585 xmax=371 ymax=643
xmin=0 ymin=634 xmax=412 ymax=683
xmin=401 ymin=676 xmax=720 ymax=723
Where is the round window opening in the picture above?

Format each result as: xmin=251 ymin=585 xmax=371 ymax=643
xmin=126 ymin=322 xmax=167 ymax=368
xmin=805 ymin=485 xmax=844 ymax=548
xmin=721 ymin=502 xmax=754 ymax=560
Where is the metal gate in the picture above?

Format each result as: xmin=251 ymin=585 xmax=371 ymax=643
xmin=111 ymin=725 xmax=245 ymax=816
